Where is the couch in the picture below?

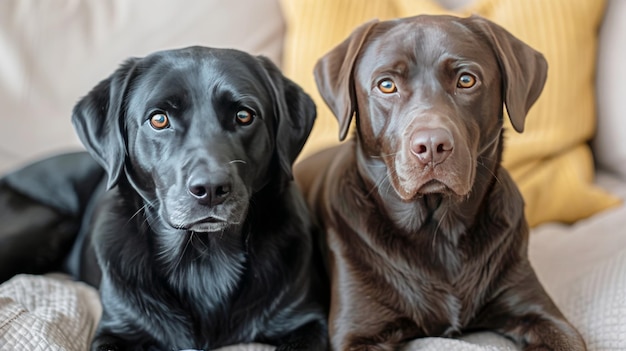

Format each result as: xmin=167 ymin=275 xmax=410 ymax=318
xmin=1 ymin=0 xmax=625 ymax=350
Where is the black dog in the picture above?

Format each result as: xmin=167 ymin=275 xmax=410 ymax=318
xmin=296 ymin=15 xmax=585 ymax=350
xmin=0 ymin=46 xmax=327 ymax=351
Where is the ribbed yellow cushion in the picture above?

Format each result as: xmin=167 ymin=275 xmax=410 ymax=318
xmin=281 ymin=0 xmax=622 ymax=226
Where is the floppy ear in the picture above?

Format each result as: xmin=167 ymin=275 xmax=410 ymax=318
xmin=468 ymin=15 xmax=548 ymax=133
xmin=313 ymin=19 xmax=379 ymax=141
xmin=71 ymin=58 xmax=138 ymax=189
xmin=257 ymin=56 xmax=317 ymax=180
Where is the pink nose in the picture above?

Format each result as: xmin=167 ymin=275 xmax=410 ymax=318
xmin=410 ymin=128 xmax=454 ymax=165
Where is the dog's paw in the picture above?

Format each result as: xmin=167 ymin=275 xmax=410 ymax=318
xmin=94 ymin=344 xmax=120 ymax=351
xmin=276 ymin=339 xmax=327 ymax=351
xmin=275 ymin=342 xmax=313 ymax=351
xmin=91 ymin=337 xmax=123 ymax=351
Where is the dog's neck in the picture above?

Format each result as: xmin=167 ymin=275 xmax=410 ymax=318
xmin=354 ymin=134 xmax=502 ymax=242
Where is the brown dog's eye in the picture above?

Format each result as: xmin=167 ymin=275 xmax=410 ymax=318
xmin=150 ymin=113 xmax=170 ymax=129
xmin=377 ymin=79 xmax=397 ymax=94
xmin=236 ymin=109 xmax=254 ymax=125
xmin=457 ymin=74 xmax=477 ymax=89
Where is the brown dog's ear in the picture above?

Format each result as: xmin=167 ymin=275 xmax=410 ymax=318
xmin=71 ymin=58 xmax=139 ymax=189
xmin=314 ymin=19 xmax=379 ymax=141
xmin=257 ymin=56 xmax=317 ymax=181
xmin=468 ymin=16 xmax=548 ymax=133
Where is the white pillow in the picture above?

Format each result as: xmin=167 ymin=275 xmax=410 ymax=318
xmin=594 ymin=0 xmax=626 ymax=180
xmin=0 ymin=274 xmax=100 ymax=350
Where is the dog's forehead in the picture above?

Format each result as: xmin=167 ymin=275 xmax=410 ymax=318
xmin=143 ymin=49 xmax=267 ymax=91
xmin=360 ymin=16 xmax=494 ymax=72
xmin=129 ymin=48 xmax=273 ymax=112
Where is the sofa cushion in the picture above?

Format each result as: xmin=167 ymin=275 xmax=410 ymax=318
xmin=0 ymin=0 xmax=285 ymax=174
xmin=0 ymin=274 xmax=100 ymax=350
xmin=529 ymin=171 xmax=626 ymax=351
xmin=281 ymin=0 xmax=621 ymax=227
xmin=594 ymin=0 xmax=626 ymax=181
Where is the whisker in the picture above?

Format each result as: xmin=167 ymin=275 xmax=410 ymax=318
xmin=229 ymin=160 xmax=247 ymax=165
xmin=366 ymin=172 xmax=388 ymax=198
xmin=173 ymin=232 xmax=194 ymax=272
xmin=191 ymin=235 xmax=210 ymax=256
xmin=432 ymin=207 xmax=449 ymax=250
xmin=126 ymin=205 xmax=147 ymax=224
xmin=370 ymin=151 xmax=400 ymax=159
xmin=477 ymin=157 xmax=501 ymax=185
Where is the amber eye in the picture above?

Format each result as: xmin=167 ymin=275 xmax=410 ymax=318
xmin=236 ymin=109 xmax=254 ymax=125
xmin=149 ymin=112 xmax=169 ymax=129
xmin=377 ymin=79 xmax=397 ymax=94
xmin=457 ymin=74 xmax=477 ymax=88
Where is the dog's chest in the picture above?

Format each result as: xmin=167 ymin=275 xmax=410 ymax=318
xmin=392 ymin=240 xmax=468 ymax=334
xmin=357 ymin=219 xmax=487 ymax=336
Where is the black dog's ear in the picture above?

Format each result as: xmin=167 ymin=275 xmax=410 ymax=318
xmin=71 ymin=58 xmax=139 ymax=189
xmin=257 ymin=56 xmax=316 ymax=180
xmin=467 ymin=15 xmax=548 ymax=133
xmin=314 ymin=19 xmax=378 ymax=141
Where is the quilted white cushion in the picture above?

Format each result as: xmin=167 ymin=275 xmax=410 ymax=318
xmin=0 ymin=274 xmax=100 ymax=351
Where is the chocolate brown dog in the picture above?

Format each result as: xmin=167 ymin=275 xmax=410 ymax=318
xmin=295 ymin=15 xmax=585 ymax=351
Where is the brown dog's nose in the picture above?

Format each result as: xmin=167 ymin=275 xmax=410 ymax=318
xmin=410 ymin=128 xmax=454 ymax=165
xmin=187 ymin=172 xmax=232 ymax=207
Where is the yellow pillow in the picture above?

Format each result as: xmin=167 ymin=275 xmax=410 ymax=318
xmin=281 ymin=0 xmax=622 ymax=226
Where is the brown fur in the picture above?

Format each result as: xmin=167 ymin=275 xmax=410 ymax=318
xmin=295 ymin=15 xmax=585 ymax=351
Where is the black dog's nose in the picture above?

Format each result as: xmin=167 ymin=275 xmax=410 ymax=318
xmin=187 ymin=172 xmax=232 ymax=207
xmin=410 ymin=128 xmax=454 ymax=166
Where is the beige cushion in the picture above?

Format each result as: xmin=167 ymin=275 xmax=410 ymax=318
xmin=0 ymin=0 xmax=285 ymax=174
xmin=529 ymin=172 xmax=626 ymax=351
xmin=0 ymin=274 xmax=100 ymax=350
xmin=594 ymin=0 xmax=626 ymax=180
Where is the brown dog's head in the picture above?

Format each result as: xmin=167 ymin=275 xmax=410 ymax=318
xmin=314 ymin=15 xmax=547 ymax=201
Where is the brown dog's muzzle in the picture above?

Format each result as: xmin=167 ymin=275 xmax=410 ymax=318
xmin=391 ymin=114 xmax=474 ymax=201
xmin=410 ymin=127 xmax=454 ymax=166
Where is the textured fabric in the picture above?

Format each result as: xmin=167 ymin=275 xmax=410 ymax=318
xmin=280 ymin=0 xmax=622 ymax=226
xmin=555 ymin=250 xmax=626 ymax=351
xmin=0 ymin=274 xmax=100 ymax=351
xmin=529 ymin=171 xmax=626 ymax=351
xmin=402 ymin=332 xmax=519 ymax=350
xmin=594 ymin=0 xmax=626 ymax=181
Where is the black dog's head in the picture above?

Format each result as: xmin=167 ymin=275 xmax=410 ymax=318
xmin=314 ymin=15 xmax=547 ymax=201
xmin=72 ymin=46 xmax=315 ymax=234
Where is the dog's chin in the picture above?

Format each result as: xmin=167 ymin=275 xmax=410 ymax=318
xmin=187 ymin=220 xmax=230 ymax=233
xmin=165 ymin=216 xmax=234 ymax=233
xmin=393 ymin=179 xmax=470 ymax=201
xmin=417 ymin=180 xmax=453 ymax=195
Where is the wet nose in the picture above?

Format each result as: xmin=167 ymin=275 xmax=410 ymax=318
xmin=187 ymin=171 xmax=232 ymax=207
xmin=410 ymin=128 xmax=454 ymax=165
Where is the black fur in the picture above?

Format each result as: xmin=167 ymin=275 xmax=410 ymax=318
xmin=0 ymin=46 xmax=328 ymax=351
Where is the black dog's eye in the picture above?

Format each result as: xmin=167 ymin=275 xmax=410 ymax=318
xmin=150 ymin=112 xmax=170 ymax=130
xmin=377 ymin=79 xmax=397 ymax=94
xmin=457 ymin=74 xmax=477 ymax=89
xmin=235 ymin=109 xmax=255 ymax=125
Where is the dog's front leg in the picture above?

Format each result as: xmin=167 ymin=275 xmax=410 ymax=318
xmin=274 ymin=319 xmax=329 ymax=351
xmin=331 ymin=317 xmax=425 ymax=351
xmin=91 ymin=333 xmax=129 ymax=351
xmin=474 ymin=269 xmax=586 ymax=351
xmin=91 ymin=333 xmax=159 ymax=351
